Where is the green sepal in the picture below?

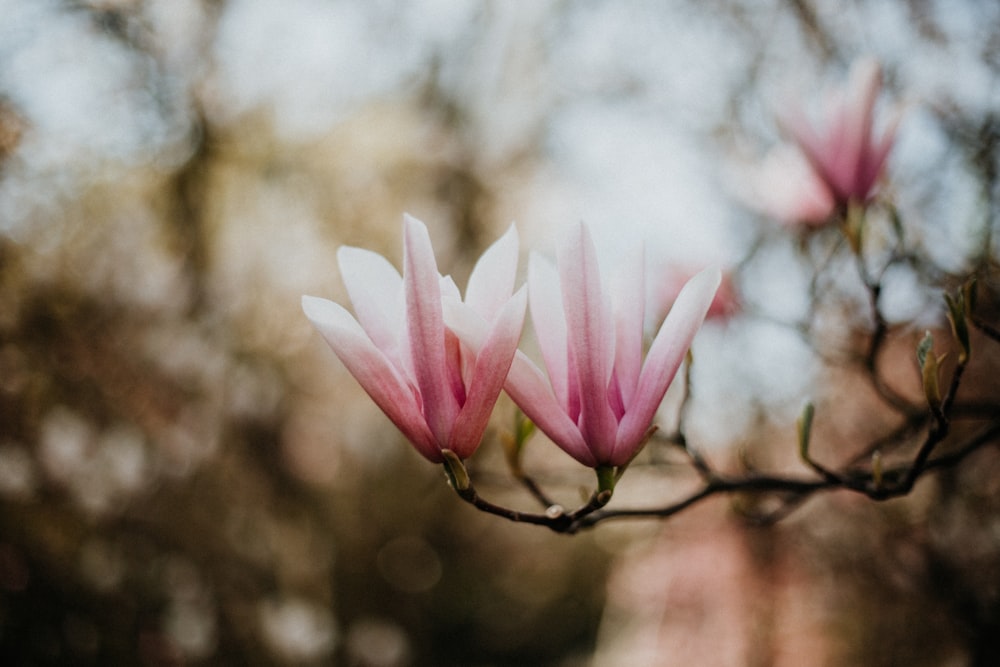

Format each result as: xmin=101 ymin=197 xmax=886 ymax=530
xmin=595 ymin=465 xmax=616 ymax=504
xmin=797 ymin=402 xmax=815 ymax=462
xmin=441 ymin=449 xmax=470 ymax=492
xmin=921 ymin=348 xmax=942 ymax=408
xmin=916 ymin=330 xmax=934 ymax=370
xmin=502 ymin=411 xmax=536 ymax=476
xmin=843 ymin=201 xmax=865 ymax=254
xmin=516 ymin=412 xmax=537 ymax=446
xmin=888 ymin=204 xmax=905 ymax=243
xmin=944 ymin=291 xmax=970 ymax=364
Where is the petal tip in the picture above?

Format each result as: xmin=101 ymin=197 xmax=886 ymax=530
xmin=301 ymin=294 xmax=324 ymax=317
xmin=300 ymin=295 xmax=344 ymax=329
xmin=403 ymin=212 xmax=426 ymax=231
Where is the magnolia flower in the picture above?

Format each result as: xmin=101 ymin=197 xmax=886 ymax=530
xmin=741 ymin=58 xmax=900 ymax=226
xmin=302 ymin=214 xmax=526 ymax=463
xmin=451 ymin=223 xmax=720 ymax=469
xmin=782 ymin=57 xmax=901 ymax=214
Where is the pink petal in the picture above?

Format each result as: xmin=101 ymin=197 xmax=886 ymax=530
xmin=836 ymin=59 xmax=881 ymax=198
xmin=403 ymin=214 xmax=460 ymax=445
xmin=528 ymin=253 xmax=573 ymax=415
xmin=444 ymin=327 xmax=467 ymax=409
xmin=784 ymin=107 xmax=826 ymax=178
xmin=448 ymin=286 xmax=527 ymax=458
xmin=858 ymin=107 xmax=902 ymax=197
xmin=505 ymin=351 xmax=596 ymax=467
xmin=611 ymin=242 xmax=645 ymax=410
xmin=788 ymin=58 xmax=888 ymax=203
xmin=444 ymin=295 xmax=594 ymax=466
xmin=614 ymin=267 xmax=721 ymax=464
xmin=337 ymin=245 xmax=404 ymax=361
xmin=740 ymin=146 xmax=835 ymax=225
xmin=465 ymin=224 xmax=519 ymax=320
xmin=301 ymin=295 xmax=439 ymax=461
xmin=440 ymin=275 xmax=474 ymax=388
xmin=846 ymin=58 xmax=882 ymax=135
xmin=439 ymin=275 xmax=461 ymax=302
xmin=559 ymin=223 xmax=618 ymax=462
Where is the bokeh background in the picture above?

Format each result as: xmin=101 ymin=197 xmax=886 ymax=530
xmin=1 ymin=1 xmax=999 ymax=665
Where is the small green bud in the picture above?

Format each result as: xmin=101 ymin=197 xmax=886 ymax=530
xmin=921 ymin=349 xmax=942 ymax=408
xmin=945 ymin=291 xmax=970 ymax=364
xmin=888 ymin=204 xmax=905 ymax=243
xmin=502 ymin=412 xmax=536 ymax=475
xmin=916 ymin=331 xmax=934 ymax=370
xmin=797 ymin=402 xmax=815 ymax=461
xmin=516 ymin=413 xmax=537 ymax=447
xmin=441 ymin=449 xmax=470 ymax=491
xmin=844 ymin=201 xmax=865 ymax=254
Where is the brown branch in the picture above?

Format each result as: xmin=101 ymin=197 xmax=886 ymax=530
xmin=452 ymin=411 xmax=999 ymax=533
xmin=899 ymin=353 xmax=968 ymax=491
xmin=448 ymin=258 xmax=998 ymax=534
xmin=972 ymin=315 xmax=1000 ymax=344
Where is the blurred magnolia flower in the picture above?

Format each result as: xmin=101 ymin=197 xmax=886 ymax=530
xmin=744 ymin=57 xmax=901 ymax=226
xmin=785 ymin=58 xmax=899 ymax=208
xmin=453 ymin=223 xmax=719 ymax=469
xmin=302 ymin=215 xmax=526 ymax=462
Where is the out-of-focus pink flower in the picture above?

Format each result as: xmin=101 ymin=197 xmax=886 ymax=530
xmin=744 ymin=146 xmax=838 ymax=226
xmin=784 ymin=57 xmax=900 ymax=212
xmin=302 ymin=214 xmax=526 ymax=462
xmin=743 ymin=58 xmax=900 ymax=226
xmin=659 ymin=266 xmax=740 ymax=322
xmin=452 ymin=223 xmax=719 ymax=468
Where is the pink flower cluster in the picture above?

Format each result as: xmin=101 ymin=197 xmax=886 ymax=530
xmin=302 ymin=58 xmax=899 ymax=471
xmin=303 ymin=215 xmax=720 ymax=469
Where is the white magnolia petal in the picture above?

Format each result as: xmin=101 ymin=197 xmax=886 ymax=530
xmin=449 ymin=286 xmax=527 ymax=458
xmin=506 ymin=351 xmax=596 ymax=467
xmin=439 ymin=275 xmax=461 ymax=302
xmin=301 ymin=295 xmax=439 ymax=460
xmin=446 ymin=293 xmax=593 ymax=466
xmin=528 ymin=253 xmax=571 ymax=412
xmin=465 ymin=223 xmax=519 ymax=320
xmin=612 ymin=241 xmax=645 ymax=410
xmin=615 ymin=267 xmax=720 ymax=462
xmin=337 ymin=245 xmax=403 ymax=356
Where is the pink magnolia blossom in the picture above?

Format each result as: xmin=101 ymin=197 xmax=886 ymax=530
xmin=782 ymin=57 xmax=901 ymax=214
xmin=741 ymin=58 xmax=900 ymax=226
xmin=302 ymin=214 xmax=526 ymax=463
xmin=452 ymin=223 xmax=720 ymax=469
